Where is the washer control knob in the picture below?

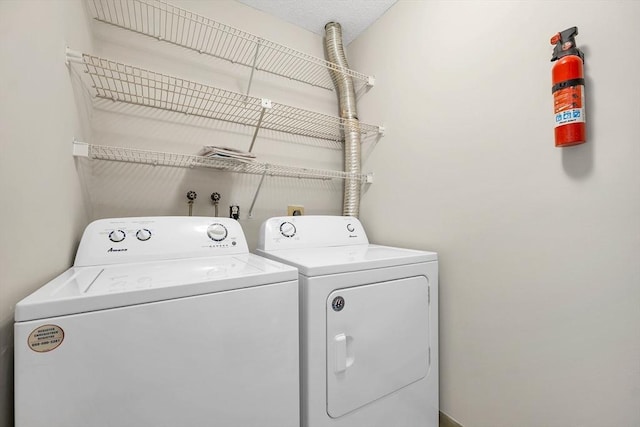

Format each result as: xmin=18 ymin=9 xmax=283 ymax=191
xmin=280 ymin=222 xmax=296 ymax=238
xmin=136 ymin=229 xmax=152 ymax=241
xmin=207 ymin=223 xmax=228 ymax=242
xmin=346 ymin=223 xmax=355 ymax=233
xmin=108 ymin=230 xmax=126 ymax=243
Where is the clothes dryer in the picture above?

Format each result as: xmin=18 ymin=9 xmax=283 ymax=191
xmin=256 ymin=215 xmax=438 ymax=427
xmin=15 ymin=216 xmax=299 ymax=427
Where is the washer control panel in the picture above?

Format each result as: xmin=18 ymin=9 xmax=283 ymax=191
xmin=258 ymin=216 xmax=369 ymax=251
xmin=75 ymin=217 xmax=249 ymax=267
xmin=108 ymin=228 xmax=154 ymax=243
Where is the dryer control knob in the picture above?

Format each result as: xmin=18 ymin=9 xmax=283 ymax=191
xmin=136 ymin=229 xmax=152 ymax=241
xmin=109 ymin=230 xmax=126 ymax=243
xmin=207 ymin=223 xmax=228 ymax=242
xmin=280 ymin=222 xmax=296 ymax=238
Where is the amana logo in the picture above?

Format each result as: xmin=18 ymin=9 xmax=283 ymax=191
xmin=107 ymin=248 xmax=128 ymax=253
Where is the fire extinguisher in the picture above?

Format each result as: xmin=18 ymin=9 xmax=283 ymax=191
xmin=550 ymin=27 xmax=586 ymax=147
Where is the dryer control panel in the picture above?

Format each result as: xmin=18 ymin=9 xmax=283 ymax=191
xmin=75 ymin=217 xmax=249 ymax=266
xmin=258 ymin=215 xmax=369 ymax=251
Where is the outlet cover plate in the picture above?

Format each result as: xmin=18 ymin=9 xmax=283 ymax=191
xmin=287 ymin=205 xmax=304 ymax=216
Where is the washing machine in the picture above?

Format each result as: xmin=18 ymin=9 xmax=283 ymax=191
xmin=255 ymin=215 xmax=438 ymax=427
xmin=14 ymin=216 xmax=299 ymax=427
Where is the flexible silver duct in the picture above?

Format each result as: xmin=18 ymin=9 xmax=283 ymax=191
xmin=324 ymin=22 xmax=361 ymax=217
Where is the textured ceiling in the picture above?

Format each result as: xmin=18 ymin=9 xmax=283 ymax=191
xmin=236 ymin=0 xmax=397 ymax=45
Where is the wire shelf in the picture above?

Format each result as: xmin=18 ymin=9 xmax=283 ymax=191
xmin=73 ymin=141 xmax=371 ymax=181
xmin=87 ymin=0 xmax=374 ymax=91
xmin=74 ymin=53 xmax=381 ymax=142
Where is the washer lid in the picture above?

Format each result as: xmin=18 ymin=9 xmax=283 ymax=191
xmin=15 ymin=254 xmax=297 ymax=322
xmin=255 ymin=244 xmax=437 ymax=276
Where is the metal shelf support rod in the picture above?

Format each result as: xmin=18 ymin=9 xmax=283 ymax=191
xmin=248 ymin=98 xmax=272 ymax=153
xmin=248 ymin=167 xmax=269 ymax=219
xmin=245 ymin=39 xmax=262 ymax=98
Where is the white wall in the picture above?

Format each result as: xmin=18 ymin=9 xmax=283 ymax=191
xmin=0 ymin=2 xmax=93 ymax=426
xmin=349 ymin=1 xmax=640 ymax=426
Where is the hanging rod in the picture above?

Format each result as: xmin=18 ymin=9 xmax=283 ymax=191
xmin=87 ymin=0 xmax=376 ymax=92
xmin=66 ymin=50 xmax=383 ymax=143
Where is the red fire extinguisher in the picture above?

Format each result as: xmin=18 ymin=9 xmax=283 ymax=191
xmin=550 ymin=27 xmax=586 ymax=147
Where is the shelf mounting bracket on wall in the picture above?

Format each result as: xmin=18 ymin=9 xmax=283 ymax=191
xmin=363 ymin=173 xmax=374 ymax=184
xmin=248 ymin=98 xmax=272 ymax=153
xmin=65 ymin=47 xmax=83 ymax=65
xmin=72 ymin=139 xmax=89 ymax=156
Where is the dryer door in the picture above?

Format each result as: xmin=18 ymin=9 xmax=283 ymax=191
xmin=326 ymin=276 xmax=430 ymax=418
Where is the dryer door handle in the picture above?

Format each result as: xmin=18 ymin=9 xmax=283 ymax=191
xmin=333 ymin=333 xmax=354 ymax=374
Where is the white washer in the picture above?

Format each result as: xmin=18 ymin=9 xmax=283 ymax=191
xmin=15 ymin=216 xmax=299 ymax=427
xmin=256 ymin=215 xmax=438 ymax=427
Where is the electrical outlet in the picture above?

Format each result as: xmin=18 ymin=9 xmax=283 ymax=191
xmin=230 ymin=205 xmax=240 ymax=220
xmin=287 ymin=205 xmax=304 ymax=216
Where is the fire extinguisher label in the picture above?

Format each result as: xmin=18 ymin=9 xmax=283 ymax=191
xmin=553 ymin=85 xmax=585 ymax=128
xmin=554 ymin=108 xmax=585 ymax=127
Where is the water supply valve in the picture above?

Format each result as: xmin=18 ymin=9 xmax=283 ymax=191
xmin=186 ymin=191 xmax=197 ymax=216
xmin=211 ymin=192 xmax=221 ymax=217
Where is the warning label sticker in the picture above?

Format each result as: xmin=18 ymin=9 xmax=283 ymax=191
xmin=28 ymin=325 xmax=64 ymax=353
xmin=554 ymin=108 xmax=585 ymax=127
xmin=554 ymin=85 xmax=585 ymax=128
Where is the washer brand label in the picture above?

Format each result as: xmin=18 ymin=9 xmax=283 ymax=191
xmin=107 ymin=247 xmax=127 ymax=252
xmin=28 ymin=325 xmax=64 ymax=352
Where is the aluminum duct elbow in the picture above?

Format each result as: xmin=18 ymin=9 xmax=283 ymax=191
xmin=324 ymin=22 xmax=361 ymax=218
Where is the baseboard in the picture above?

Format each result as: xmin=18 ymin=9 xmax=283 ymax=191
xmin=440 ymin=411 xmax=464 ymax=427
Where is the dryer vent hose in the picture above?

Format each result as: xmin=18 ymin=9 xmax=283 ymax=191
xmin=325 ymin=22 xmax=361 ymax=218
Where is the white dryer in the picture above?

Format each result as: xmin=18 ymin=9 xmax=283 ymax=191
xmin=256 ymin=215 xmax=438 ymax=427
xmin=15 ymin=216 xmax=299 ymax=427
